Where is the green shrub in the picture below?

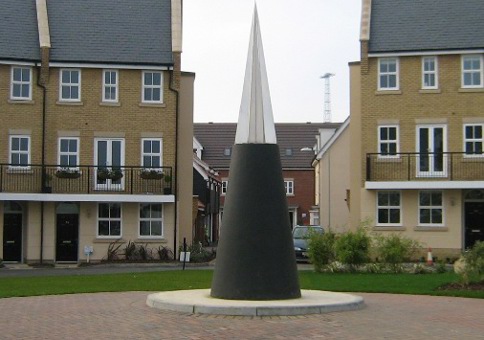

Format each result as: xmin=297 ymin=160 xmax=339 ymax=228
xmin=334 ymin=228 xmax=371 ymax=271
xmin=137 ymin=244 xmax=153 ymax=261
xmin=308 ymin=230 xmax=336 ymax=272
xmin=458 ymin=241 xmax=484 ymax=285
xmin=180 ymin=242 xmax=215 ymax=263
xmin=105 ymin=240 xmax=123 ymax=261
xmin=123 ymin=241 xmax=138 ymax=260
xmin=374 ymin=233 xmax=420 ymax=273
xmin=157 ymin=245 xmax=174 ymax=261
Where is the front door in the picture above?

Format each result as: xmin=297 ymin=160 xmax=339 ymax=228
xmin=464 ymin=201 xmax=484 ymax=249
xmin=56 ymin=214 xmax=79 ymax=262
xmin=417 ymin=125 xmax=446 ymax=177
xmin=3 ymin=213 xmax=22 ymax=261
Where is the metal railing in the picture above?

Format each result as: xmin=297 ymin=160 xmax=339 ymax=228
xmin=0 ymin=164 xmax=173 ymax=195
xmin=366 ymin=152 xmax=484 ymax=182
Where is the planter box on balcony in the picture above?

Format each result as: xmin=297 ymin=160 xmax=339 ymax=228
xmin=140 ymin=170 xmax=164 ymax=180
xmin=55 ymin=170 xmax=82 ymax=179
xmin=97 ymin=169 xmax=123 ymax=181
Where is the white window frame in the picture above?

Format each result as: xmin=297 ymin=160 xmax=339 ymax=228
xmin=9 ymin=135 xmax=31 ymax=169
xmin=422 ymin=56 xmax=438 ymax=89
xmin=59 ymin=69 xmax=81 ymax=102
xmin=418 ymin=190 xmax=444 ymax=226
xmin=11 ymin=66 xmax=32 ymax=100
xmin=376 ymin=191 xmax=402 ymax=226
xmin=462 ymin=55 xmax=483 ymax=88
xmin=416 ymin=124 xmax=448 ymax=178
xmin=97 ymin=202 xmax=122 ymax=238
xmin=378 ymin=58 xmax=399 ymax=90
xmin=58 ymin=137 xmax=80 ymax=169
xmin=94 ymin=138 xmax=125 ymax=190
xmin=142 ymin=71 xmax=163 ymax=103
xmin=378 ymin=125 xmax=399 ymax=158
xmin=141 ymin=138 xmax=163 ymax=169
xmin=284 ymin=179 xmax=294 ymax=196
xmin=139 ymin=203 xmax=164 ymax=238
xmin=102 ymin=69 xmax=118 ymax=103
xmin=221 ymin=180 xmax=228 ymax=195
xmin=463 ymin=124 xmax=484 ymax=157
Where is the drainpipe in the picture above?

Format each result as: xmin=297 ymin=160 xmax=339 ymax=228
xmin=169 ymin=62 xmax=180 ymax=257
xmin=36 ymin=66 xmax=47 ymax=264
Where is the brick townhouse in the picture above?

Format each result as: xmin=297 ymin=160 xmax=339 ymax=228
xmin=0 ymin=0 xmax=194 ymax=263
xmin=349 ymin=0 xmax=484 ymax=257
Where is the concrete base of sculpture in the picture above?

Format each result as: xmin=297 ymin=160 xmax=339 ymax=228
xmin=147 ymin=289 xmax=364 ymax=316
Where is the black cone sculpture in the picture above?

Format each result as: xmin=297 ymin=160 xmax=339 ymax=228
xmin=210 ymin=5 xmax=301 ymax=300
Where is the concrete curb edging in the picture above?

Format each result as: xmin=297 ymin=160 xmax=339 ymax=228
xmin=147 ymin=289 xmax=365 ymax=316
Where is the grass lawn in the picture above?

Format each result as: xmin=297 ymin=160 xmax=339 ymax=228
xmin=0 ymin=270 xmax=482 ymax=299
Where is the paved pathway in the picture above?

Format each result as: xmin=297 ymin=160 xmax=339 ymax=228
xmin=0 ymin=292 xmax=482 ymax=339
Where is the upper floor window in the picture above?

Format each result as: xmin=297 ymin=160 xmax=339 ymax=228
xmin=9 ymin=135 xmax=30 ymax=168
xmin=462 ymin=55 xmax=483 ymax=88
xmin=221 ymin=180 xmax=228 ymax=195
xmin=422 ymin=57 xmax=438 ymax=89
xmin=224 ymin=148 xmax=231 ymax=156
xmin=378 ymin=125 xmax=398 ymax=157
xmin=142 ymin=71 xmax=163 ymax=103
xmin=103 ymin=70 xmax=118 ymax=102
xmin=142 ymin=138 xmax=163 ymax=168
xmin=58 ymin=137 xmax=80 ymax=168
xmin=284 ymin=179 xmax=294 ymax=196
xmin=464 ymin=124 xmax=483 ymax=157
xmin=377 ymin=191 xmax=401 ymax=225
xmin=378 ymin=58 xmax=399 ymax=90
xmin=60 ymin=69 xmax=81 ymax=101
xmin=11 ymin=67 xmax=32 ymax=100
xmin=419 ymin=190 xmax=443 ymax=226
xmin=139 ymin=203 xmax=163 ymax=237
xmin=98 ymin=203 xmax=121 ymax=237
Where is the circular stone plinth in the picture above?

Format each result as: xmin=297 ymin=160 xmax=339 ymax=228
xmin=146 ymin=289 xmax=364 ymax=316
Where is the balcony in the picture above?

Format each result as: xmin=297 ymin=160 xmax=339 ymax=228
xmin=366 ymin=152 xmax=484 ymax=189
xmin=0 ymin=164 xmax=173 ymax=196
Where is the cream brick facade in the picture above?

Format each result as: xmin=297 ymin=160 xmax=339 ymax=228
xmin=0 ymin=0 xmax=193 ymax=264
xmin=349 ymin=5 xmax=484 ymax=258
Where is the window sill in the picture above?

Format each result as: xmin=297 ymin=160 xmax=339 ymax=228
xmin=57 ymin=101 xmax=83 ymax=106
xmin=419 ymin=89 xmax=441 ymax=94
xmin=100 ymin=102 xmax=121 ymax=107
xmin=373 ymin=226 xmax=405 ymax=231
xmin=139 ymin=102 xmax=166 ymax=108
xmin=376 ymin=157 xmax=401 ymax=162
xmin=8 ymin=99 xmax=35 ymax=104
xmin=136 ymin=238 xmax=167 ymax=243
xmin=414 ymin=226 xmax=448 ymax=232
xmin=375 ymin=90 xmax=402 ymax=95
xmin=93 ymin=237 xmax=124 ymax=243
xmin=459 ymin=88 xmax=484 ymax=93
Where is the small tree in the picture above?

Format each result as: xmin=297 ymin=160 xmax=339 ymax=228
xmin=374 ymin=233 xmax=420 ymax=273
xmin=334 ymin=228 xmax=371 ymax=271
xmin=308 ymin=230 xmax=336 ymax=272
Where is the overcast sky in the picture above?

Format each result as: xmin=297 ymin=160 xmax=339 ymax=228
xmin=183 ymin=0 xmax=362 ymax=123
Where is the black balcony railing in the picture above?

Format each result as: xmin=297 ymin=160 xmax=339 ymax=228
xmin=366 ymin=152 xmax=484 ymax=182
xmin=0 ymin=164 xmax=173 ymax=195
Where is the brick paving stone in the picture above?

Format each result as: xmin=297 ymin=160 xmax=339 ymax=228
xmin=0 ymin=292 xmax=482 ymax=339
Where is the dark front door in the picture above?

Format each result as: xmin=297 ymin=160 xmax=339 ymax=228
xmin=56 ymin=214 xmax=79 ymax=262
xmin=465 ymin=202 xmax=484 ymax=249
xmin=3 ymin=213 xmax=22 ymax=261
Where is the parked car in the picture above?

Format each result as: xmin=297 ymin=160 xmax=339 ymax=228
xmin=292 ymin=225 xmax=324 ymax=261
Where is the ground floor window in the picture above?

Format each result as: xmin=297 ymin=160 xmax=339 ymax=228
xmin=98 ymin=203 xmax=121 ymax=237
xmin=139 ymin=203 xmax=163 ymax=237
xmin=377 ymin=191 xmax=401 ymax=225
xmin=419 ymin=191 xmax=443 ymax=225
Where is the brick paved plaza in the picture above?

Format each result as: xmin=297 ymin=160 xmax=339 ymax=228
xmin=0 ymin=292 xmax=482 ymax=339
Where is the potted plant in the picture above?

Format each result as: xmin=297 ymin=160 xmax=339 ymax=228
xmin=163 ymin=175 xmax=172 ymax=194
xmin=55 ymin=168 xmax=81 ymax=179
xmin=140 ymin=169 xmax=164 ymax=180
